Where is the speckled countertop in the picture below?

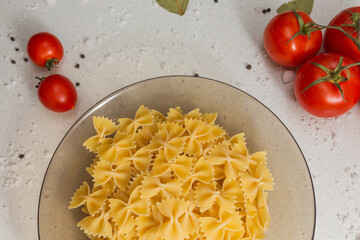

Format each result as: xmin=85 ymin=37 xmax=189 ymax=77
xmin=0 ymin=0 xmax=359 ymax=239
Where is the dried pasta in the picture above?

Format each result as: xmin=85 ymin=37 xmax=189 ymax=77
xmin=69 ymin=105 xmax=274 ymax=240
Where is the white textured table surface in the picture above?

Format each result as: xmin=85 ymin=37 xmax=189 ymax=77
xmin=0 ymin=0 xmax=359 ymax=239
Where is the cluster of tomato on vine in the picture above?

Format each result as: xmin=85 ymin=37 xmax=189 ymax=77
xmin=263 ymin=7 xmax=360 ymax=118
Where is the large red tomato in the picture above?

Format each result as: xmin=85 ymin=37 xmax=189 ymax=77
xmin=37 ymin=74 xmax=77 ymax=112
xmin=263 ymin=10 xmax=322 ymax=67
xmin=324 ymin=7 xmax=360 ymax=62
xmin=27 ymin=32 xmax=64 ymax=70
xmin=294 ymin=53 xmax=360 ymax=118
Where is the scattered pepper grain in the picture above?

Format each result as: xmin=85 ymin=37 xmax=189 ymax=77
xmin=80 ymin=54 xmax=85 ymax=59
xmin=74 ymin=63 xmax=80 ymax=69
xmin=11 ymin=59 xmax=16 ymax=64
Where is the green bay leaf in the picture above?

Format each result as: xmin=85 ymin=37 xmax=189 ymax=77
xmin=156 ymin=0 xmax=189 ymax=16
xmin=276 ymin=0 xmax=314 ymax=15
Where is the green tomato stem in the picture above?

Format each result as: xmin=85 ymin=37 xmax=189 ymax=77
xmin=302 ymin=57 xmax=360 ymax=103
xmin=286 ymin=10 xmax=324 ymax=45
xmin=45 ymin=58 xmax=59 ymax=71
xmin=35 ymin=76 xmax=46 ymax=88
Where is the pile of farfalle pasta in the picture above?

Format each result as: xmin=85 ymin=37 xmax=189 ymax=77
xmin=69 ymin=105 xmax=274 ymax=240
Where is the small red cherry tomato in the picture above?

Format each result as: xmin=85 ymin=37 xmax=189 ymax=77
xmin=263 ymin=10 xmax=322 ymax=67
xmin=27 ymin=32 xmax=64 ymax=70
xmin=37 ymin=74 xmax=77 ymax=112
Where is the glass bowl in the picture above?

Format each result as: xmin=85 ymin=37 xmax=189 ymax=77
xmin=38 ymin=76 xmax=315 ymax=240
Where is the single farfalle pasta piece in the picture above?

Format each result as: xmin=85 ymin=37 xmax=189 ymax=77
xmin=83 ymin=116 xmax=118 ymax=153
xmin=182 ymin=157 xmax=213 ymax=195
xmin=140 ymin=173 xmax=182 ymax=199
xmin=69 ymin=106 xmax=274 ymax=240
xmin=152 ymin=150 xmax=193 ymax=180
xmin=77 ymin=208 xmax=113 ymax=239
xmin=69 ymin=181 xmax=109 ymax=216
xmin=199 ymin=208 xmax=245 ymax=240
xmin=195 ymin=179 xmax=242 ymax=213
xmin=96 ymin=131 xmax=136 ymax=164
xmin=240 ymin=162 xmax=274 ymax=202
xmin=146 ymin=128 xmax=187 ymax=162
xmin=109 ymin=186 xmax=149 ymax=233
xmin=129 ymin=148 xmax=153 ymax=172
xmin=156 ymin=198 xmax=192 ymax=240
xmin=207 ymin=141 xmax=249 ymax=180
xmin=118 ymin=105 xmax=153 ymax=135
xmin=184 ymin=118 xmax=213 ymax=156
xmin=92 ymin=160 xmax=132 ymax=192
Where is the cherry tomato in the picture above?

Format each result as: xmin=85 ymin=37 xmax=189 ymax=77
xmin=37 ymin=74 xmax=77 ymax=112
xmin=263 ymin=10 xmax=322 ymax=67
xmin=27 ymin=32 xmax=64 ymax=70
xmin=294 ymin=53 xmax=360 ymax=118
xmin=324 ymin=7 xmax=360 ymax=62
